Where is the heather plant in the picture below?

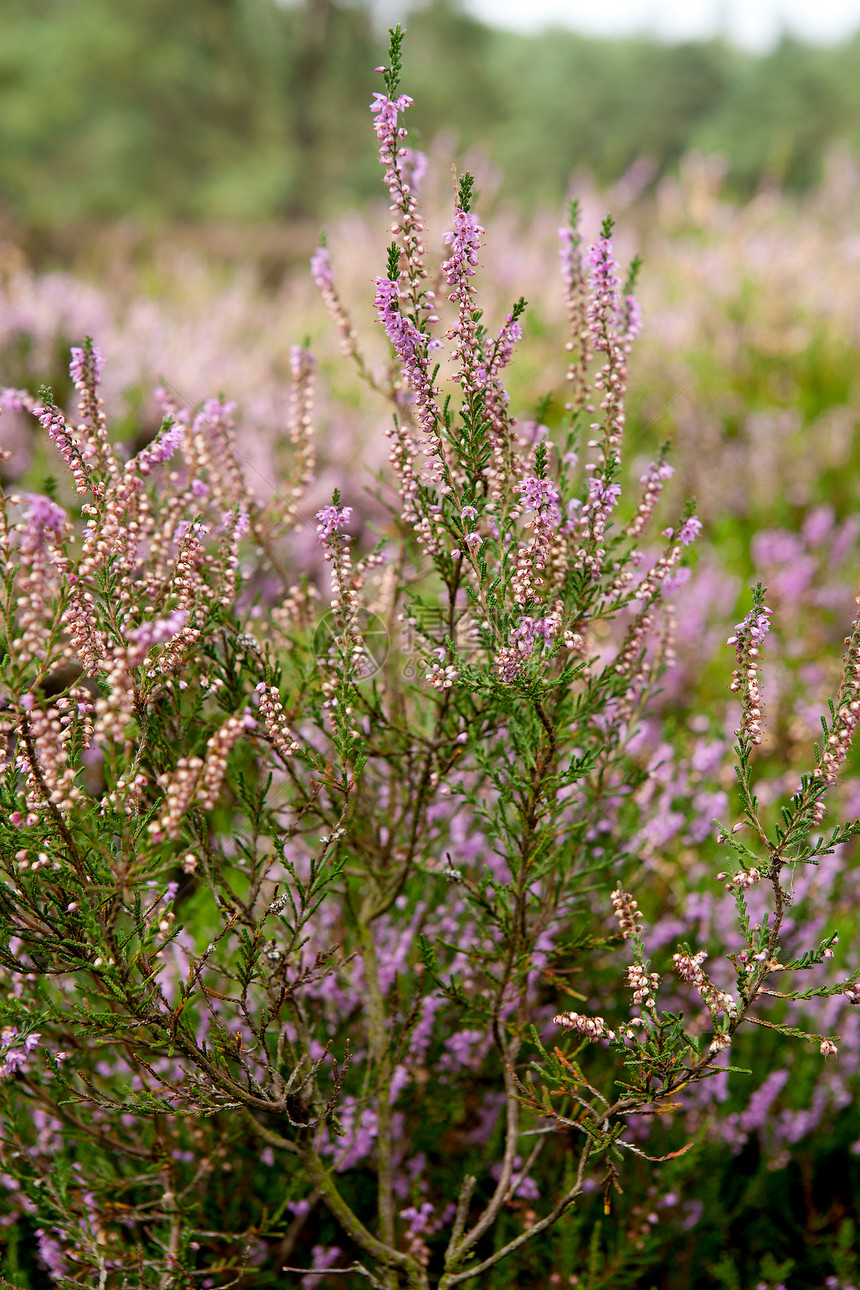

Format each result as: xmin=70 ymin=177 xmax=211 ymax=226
xmin=2 ymin=30 xmax=860 ymax=1290
xmin=5 ymin=145 xmax=860 ymax=536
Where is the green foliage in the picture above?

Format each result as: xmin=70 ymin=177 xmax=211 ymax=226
xmin=2 ymin=1 xmax=860 ymax=228
xmin=0 ymin=0 xmax=379 ymax=225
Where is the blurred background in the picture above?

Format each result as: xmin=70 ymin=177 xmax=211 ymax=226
xmin=1 ymin=0 xmax=860 ymax=259
xmin=3 ymin=0 xmax=860 ymax=531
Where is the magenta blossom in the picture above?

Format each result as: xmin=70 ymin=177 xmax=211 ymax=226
xmin=310 ymin=246 xmax=334 ymax=291
xmin=370 ymin=91 xmax=413 ymax=141
xmin=316 ymin=504 xmax=353 ymax=541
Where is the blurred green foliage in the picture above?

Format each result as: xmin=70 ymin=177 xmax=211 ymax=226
xmin=2 ymin=0 xmax=860 ymax=228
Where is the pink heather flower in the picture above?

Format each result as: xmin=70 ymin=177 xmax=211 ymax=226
xmin=495 ymin=612 xmax=561 ymax=681
xmin=569 ymin=474 xmax=624 ymax=580
xmin=802 ymin=601 xmax=860 ymax=815
xmin=374 ymin=276 xmax=443 ymax=476
xmin=519 ymin=420 xmax=548 ymax=446
xmin=132 ymin=422 xmax=184 ymax=475
xmin=490 ymin=1157 xmax=540 ymax=1202
xmin=0 ymin=1028 xmax=40 ymax=1080
xmin=371 ymin=89 xmax=427 ymax=288
xmin=727 ymin=606 xmax=773 ymax=650
xmin=310 ymin=249 xmax=361 ymax=361
xmin=677 ymin=515 xmax=703 ymax=546
xmin=662 ymin=566 xmax=692 ymax=593
xmin=254 ymin=682 xmax=300 ymax=759
xmin=126 ymin=610 xmax=189 ymax=665
xmin=315 ymin=504 xmax=352 ymax=541
xmin=401 ymin=1202 xmax=436 ymax=1235
xmin=586 ymin=232 xmax=629 ymax=457
xmin=553 ymin=1010 xmax=615 ymax=1042
xmin=37 ymin=403 xmax=90 ymax=493
xmin=370 ymin=91 xmax=413 ymax=140
xmin=196 ymin=397 xmax=237 ymax=429
xmin=442 ymin=202 xmax=487 ymax=398
xmin=727 ymin=603 xmax=773 ymax=745
xmin=221 ymin=507 xmax=250 ymax=538
xmin=69 ymin=343 xmax=105 ymax=389
xmin=588 ymin=475 xmax=622 ymax=510
xmin=460 ymin=506 xmax=478 ymax=521
xmin=375 ymin=278 xmax=424 ymax=372
xmin=478 ymin=309 xmax=524 ymax=445
xmin=442 ymin=207 xmax=484 ymax=290
xmin=21 ymin=495 xmax=66 ymax=551
xmin=558 ymin=225 xmax=578 ymax=290
xmin=301 ymin=1244 xmax=343 ymax=1290
xmin=310 ymin=246 xmax=334 ymax=291
xmin=174 ymin=519 xmax=209 ymax=541
xmin=672 ymin=951 xmax=737 ymax=1018
xmin=427 ymin=648 xmax=458 ymax=690
xmin=1 ymin=386 xmax=33 ymax=413
xmin=626 ymin=460 xmax=675 ymax=538
xmin=622 ymin=294 xmax=643 ymax=341
xmin=512 ymin=478 xmax=563 ymax=604
xmin=588 ymin=234 xmax=622 ymax=346
xmin=611 ymin=886 xmax=644 ymax=939
xmin=559 ymin=216 xmax=592 ymax=415
xmin=463 ymin=531 xmax=483 ymax=550
xmin=518 ymin=476 xmax=561 ymax=523
xmin=401 ymin=147 xmax=428 ymax=194
xmin=132 ymin=609 xmax=189 ymax=642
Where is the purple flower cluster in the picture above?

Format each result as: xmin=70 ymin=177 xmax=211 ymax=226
xmin=0 ymin=1028 xmax=41 ymax=1079
xmin=309 ymin=245 xmax=334 ymax=292
xmin=570 ymin=472 xmax=623 ymax=578
xmin=627 ymin=460 xmax=675 ymax=538
xmin=37 ymin=403 xmax=91 ymax=495
xmin=727 ymin=606 xmax=773 ymax=652
xmin=663 ymin=516 xmax=704 ymax=547
xmin=370 ymin=91 xmax=414 ymax=144
xmin=558 ymin=225 xmax=579 ymax=292
xmin=69 ymin=342 xmax=105 ymax=390
xmin=315 ymin=504 xmax=353 ymax=542
xmin=518 ymin=475 xmax=562 ymax=521
xmin=496 ymin=611 xmax=561 ymax=682
xmin=622 ymin=293 xmax=643 ymax=341
xmin=490 ymin=311 xmax=523 ymax=371
xmin=130 ymin=421 xmax=184 ymax=475
xmin=370 ymin=90 xmax=426 ymax=285
xmin=727 ymin=602 xmax=773 ymax=745
xmin=511 ymin=475 xmax=563 ymax=605
xmin=19 ymin=494 xmax=66 ymax=554
xmin=374 ymin=275 xmax=443 ymax=482
xmin=441 ymin=204 xmax=487 ymax=398
xmin=128 ymin=609 xmax=190 ymax=654
xmin=441 ymin=207 xmax=484 ymax=292
xmin=587 ymin=233 xmax=622 ymax=351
